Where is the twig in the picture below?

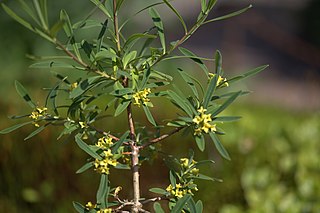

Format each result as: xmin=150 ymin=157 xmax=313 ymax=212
xmin=140 ymin=126 xmax=185 ymax=149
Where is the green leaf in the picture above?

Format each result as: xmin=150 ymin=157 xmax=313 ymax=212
xmin=187 ymin=196 xmax=197 ymax=213
xmin=169 ymin=170 xmax=177 ymax=187
xmin=90 ymin=0 xmax=112 ymax=18
xmin=171 ymin=194 xmax=191 ymax=213
xmin=111 ymin=131 xmax=129 ymax=154
xmin=124 ymin=33 xmax=157 ymax=52
xmin=210 ymin=91 xmax=242 ymax=116
xmin=227 ymin=65 xmax=269 ymax=84
xmin=15 ymin=80 xmax=36 ymax=108
xmin=110 ymin=88 xmax=133 ymax=97
xmin=142 ymin=105 xmax=157 ymax=126
xmin=153 ymin=202 xmax=165 ymax=213
xmin=177 ymin=68 xmax=199 ymax=98
xmin=149 ymin=188 xmax=168 ymax=195
xmin=75 ymin=134 xmax=102 ymax=160
xmin=209 ymin=132 xmax=230 ymax=160
xmin=215 ymin=50 xmax=222 ymax=75
xmin=195 ymin=200 xmax=203 ymax=213
xmin=96 ymin=174 xmax=109 ymax=209
xmin=76 ymin=161 xmax=94 ymax=174
xmin=192 ymin=173 xmax=215 ymax=181
xmin=24 ymin=125 xmax=47 ymax=140
xmin=195 ymin=134 xmax=205 ymax=152
xmin=72 ymin=201 xmax=86 ymax=213
xmin=32 ymin=0 xmax=48 ymax=30
xmin=29 ymin=61 xmax=82 ymax=69
xmin=167 ymin=90 xmax=193 ymax=117
xmin=149 ymin=8 xmax=166 ymax=53
xmin=114 ymin=100 xmax=130 ymax=117
xmin=163 ymin=0 xmax=187 ymax=34
xmin=203 ymin=75 xmax=218 ymax=108
xmin=140 ymin=66 xmax=151 ymax=89
xmin=97 ymin=19 xmax=108 ymax=52
xmin=202 ymin=4 xmax=252 ymax=25
xmin=17 ymin=0 xmax=40 ymax=25
xmin=50 ymin=19 xmax=65 ymax=37
xmin=69 ymin=76 xmax=102 ymax=99
xmin=0 ymin=121 xmax=33 ymax=134
xmin=214 ymin=116 xmax=242 ymax=122
xmin=178 ymin=47 xmax=209 ymax=75
xmin=2 ymin=4 xmax=36 ymax=33
xmin=123 ymin=51 xmax=137 ymax=69
xmin=60 ymin=9 xmax=82 ymax=62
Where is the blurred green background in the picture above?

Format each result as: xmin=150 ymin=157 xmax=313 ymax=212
xmin=1 ymin=0 xmax=320 ymax=212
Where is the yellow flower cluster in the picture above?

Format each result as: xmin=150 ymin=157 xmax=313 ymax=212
xmin=29 ymin=107 xmax=48 ymax=127
xmin=180 ymin=158 xmax=199 ymax=175
xmin=166 ymin=183 xmax=198 ymax=199
xmin=96 ymin=136 xmax=113 ymax=150
xmin=132 ymin=88 xmax=152 ymax=107
xmin=94 ymin=149 xmax=117 ymax=175
xmin=193 ymin=107 xmax=216 ymax=135
xmin=208 ymin=73 xmax=229 ymax=87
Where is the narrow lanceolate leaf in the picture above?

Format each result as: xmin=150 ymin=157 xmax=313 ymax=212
xmin=29 ymin=61 xmax=83 ymax=69
xmin=50 ymin=20 xmax=65 ymax=37
xmin=167 ymin=90 xmax=193 ymax=117
xmin=209 ymin=132 xmax=230 ymax=160
xmin=214 ymin=116 xmax=242 ymax=123
xmin=195 ymin=134 xmax=205 ymax=152
xmin=142 ymin=105 xmax=157 ymax=126
xmin=122 ymin=51 xmax=137 ymax=69
xmin=60 ymin=10 xmax=82 ymax=62
xmin=210 ymin=91 xmax=242 ymax=116
xmin=2 ymin=4 xmax=36 ymax=33
xmin=15 ymin=81 xmax=36 ymax=108
xmin=90 ymin=0 xmax=112 ymax=18
xmin=17 ymin=0 xmax=40 ymax=25
xmin=111 ymin=131 xmax=129 ymax=154
xmin=124 ymin=33 xmax=157 ymax=52
xmin=177 ymin=68 xmax=199 ymax=98
xmin=140 ymin=66 xmax=151 ymax=89
xmin=97 ymin=19 xmax=108 ymax=52
xmin=195 ymin=200 xmax=204 ymax=213
xmin=75 ymin=134 xmax=102 ymax=160
xmin=203 ymin=75 xmax=218 ymax=108
xmin=96 ymin=174 xmax=109 ymax=209
xmin=187 ymin=196 xmax=197 ymax=213
xmin=72 ymin=201 xmax=86 ymax=213
xmin=76 ymin=161 xmax=94 ymax=174
xmin=179 ymin=47 xmax=209 ymax=75
xmin=24 ymin=125 xmax=47 ymax=140
xmin=149 ymin=8 xmax=166 ymax=53
xmin=0 ymin=121 xmax=33 ymax=134
xmin=32 ymin=0 xmax=48 ymax=30
xmin=227 ymin=65 xmax=269 ymax=84
xmin=114 ymin=100 xmax=130 ymax=117
xmin=153 ymin=202 xmax=165 ymax=213
xmin=163 ymin=0 xmax=187 ymax=34
xmin=171 ymin=194 xmax=192 ymax=213
xmin=69 ymin=76 xmax=101 ymax=99
xmin=202 ymin=4 xmax=252 ymax=25
xmin=215 ymin=50 xmax=222 ymax=75
xmin=149 ymin=188 xmax=168 ymax=195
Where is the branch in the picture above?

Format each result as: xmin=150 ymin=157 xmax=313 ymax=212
xmin=140 ymin=126 xmax=185 ymax=149
xmin=55 ymin=40 xmax=117 ymax=81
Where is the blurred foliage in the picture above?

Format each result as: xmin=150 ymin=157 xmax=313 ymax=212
xmin=1 ymin=101 xmax=319 ymax=212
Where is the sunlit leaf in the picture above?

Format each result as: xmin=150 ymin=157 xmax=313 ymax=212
xmin=142 ymin=105 xmax=157 ymax=126
xmin=72 ymin=201 xmax=86 ymax=213
xmin=210 ymin=91 xmax=242 ymax=116
xmin=154 ymin=202 xmax=165 ymax=213
xmin=96 ymin=174 xmax=109 ymax=209
xmin=163 ymin=0 xmax=187 ymax=34
xmin=178 ymin=47 xmax=209 ymax=75
xmin=76 ymin=161 xmax=94 ymax=174
xmin=114 ymin=100 xmax=130 ymax=117
xmin=195 ymin=134 xmax=205 ymax=151
xmin=227 ymin=65 xmax=269 ymax=84
xmin=24 ymin=125 xmax=47 ymax=141
xmin=171 ymin=194 xmax=191 ymax=213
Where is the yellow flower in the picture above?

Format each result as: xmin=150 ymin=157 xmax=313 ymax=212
xmin=85 ymin=201 xmax=96 ymax=210
xmin=208 ymin=73 xmax=229 ymax=87
xmin=79 ymin=122 xmax=87 ymax=129
xmin=132 ymin=88 xmax=152 ymax=107
xmin=96 ymin=136 xmax=113 ymax=149
xmin=29 ymin=107 xmax=49 ymax=127
xmin=70 ymin=82 xmax=78 ymax=91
